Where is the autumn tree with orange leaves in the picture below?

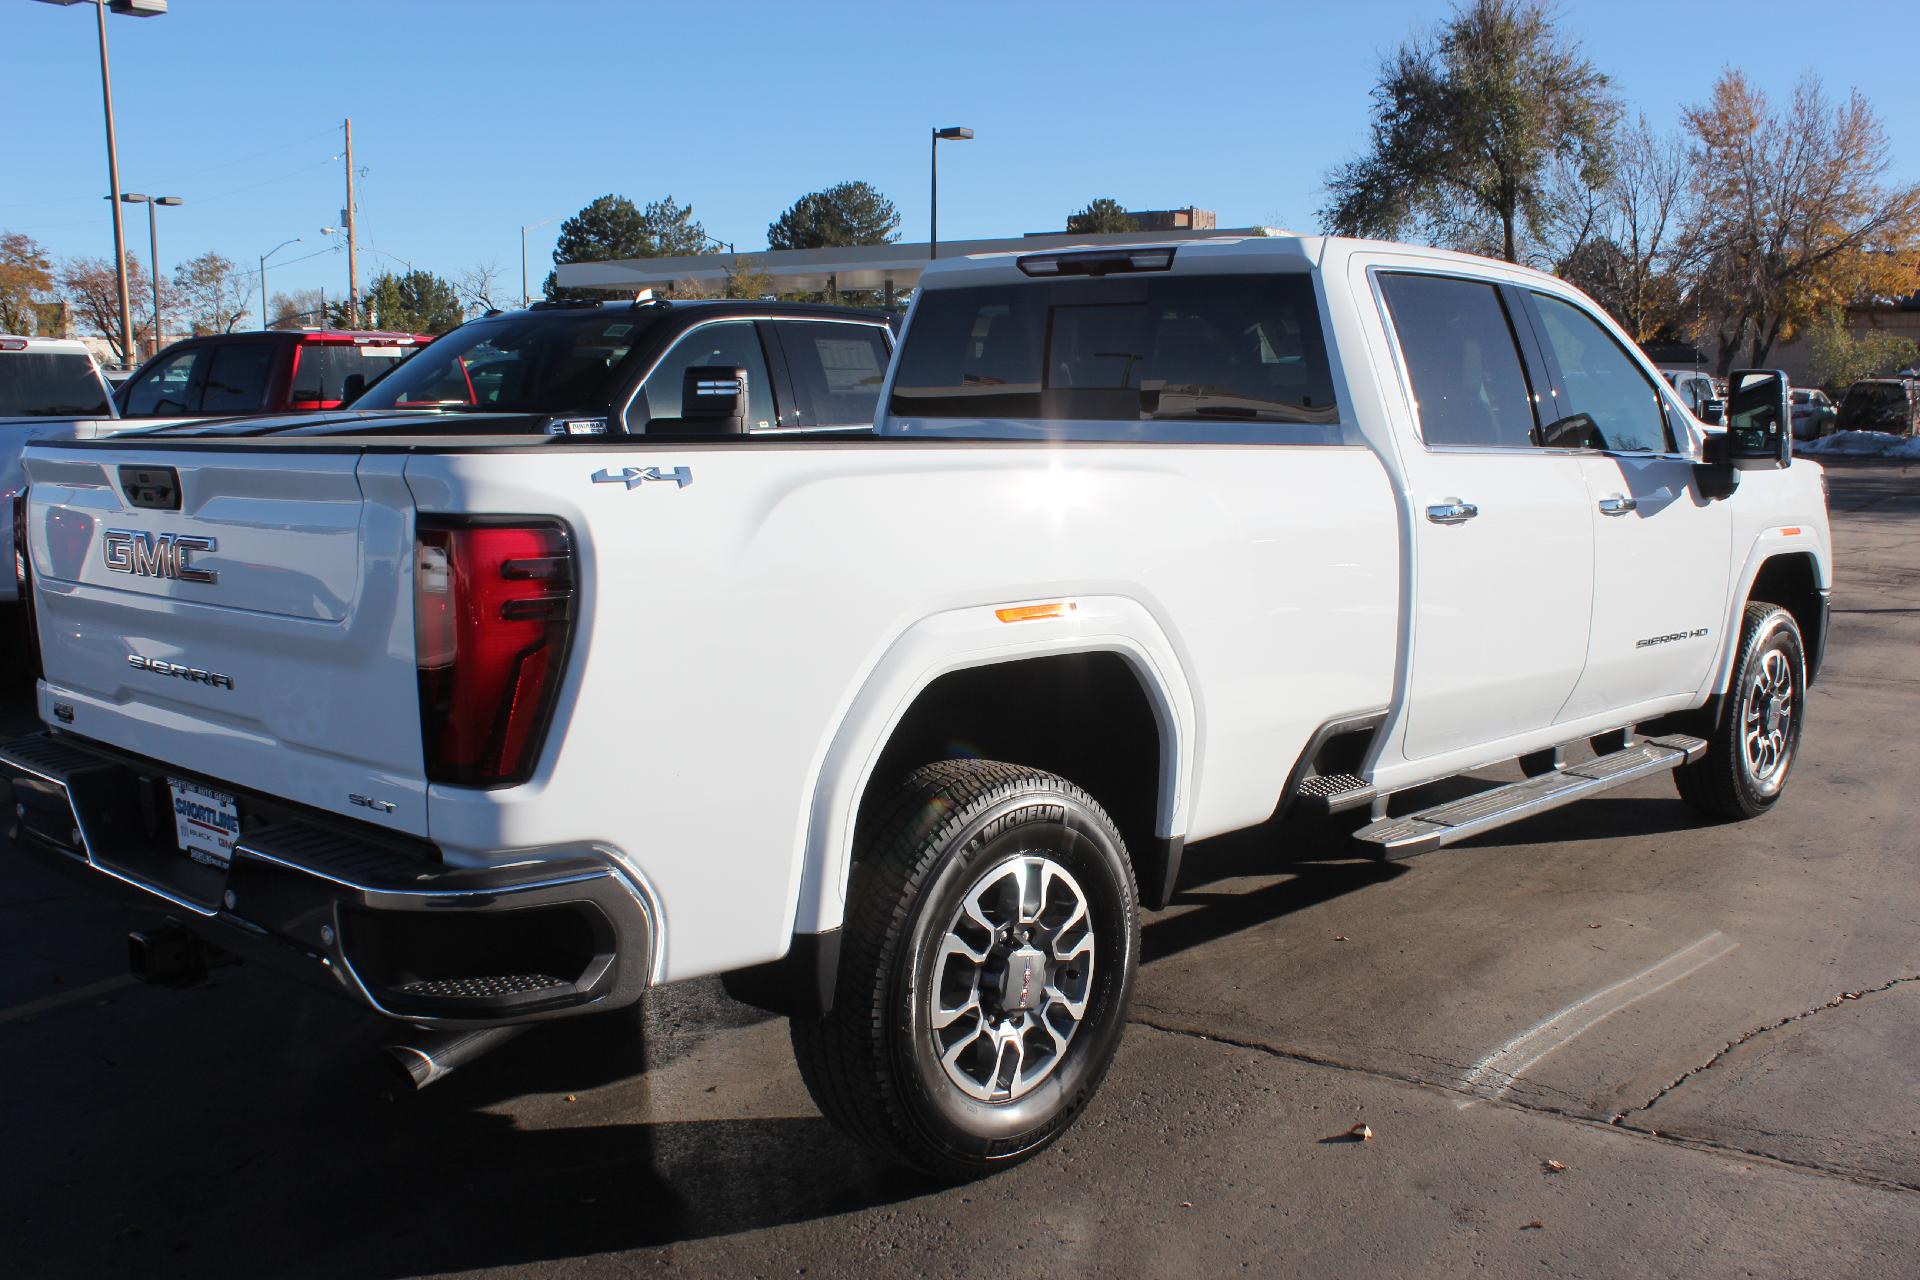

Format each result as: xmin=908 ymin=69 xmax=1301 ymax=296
xmin=1681 ymin=71 xmax=1920 ymax=375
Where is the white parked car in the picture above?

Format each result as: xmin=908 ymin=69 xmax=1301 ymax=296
xmin=6 ymin=235 xmax=1831 ymax=1179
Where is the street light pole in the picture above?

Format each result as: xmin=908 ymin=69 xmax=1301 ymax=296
xmin=521 ymin=214 xmax=564 ymax=308
xmin=929 ymin=126 xmax=974 ymax=261
xmin=36 ymin=1 xmax=166 ymax=364
xmin=118 ymin=193 xmax=181 ymax=356
xmin=259 ymin=237 xmax=302 ymax=332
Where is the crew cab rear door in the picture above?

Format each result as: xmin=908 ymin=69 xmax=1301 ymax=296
xmin=19 ymin=443 xmax=429 ymax=836
xmin=1372 ymin=269 xmax=1595 ymax=760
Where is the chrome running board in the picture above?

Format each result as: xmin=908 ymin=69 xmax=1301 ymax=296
xmin=1352 ymin=734 xmax=1708 ymax=860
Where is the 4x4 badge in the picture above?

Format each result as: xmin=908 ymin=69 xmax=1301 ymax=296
xmin=592 ymin=465 xmax=692 ymax=491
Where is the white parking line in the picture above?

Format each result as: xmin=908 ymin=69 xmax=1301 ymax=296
xmin=0 ymin=974 xmax=139 ymax=1025
xmin=1456 ymin=931 xmax=1740 ymax=1106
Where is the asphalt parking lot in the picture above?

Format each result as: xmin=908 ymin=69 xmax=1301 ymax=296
xmin=2 ymin=459 xmax=1915 ymax=1280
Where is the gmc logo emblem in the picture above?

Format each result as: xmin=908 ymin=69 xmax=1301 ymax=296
xmin=102 ymin=529 xmax=218 ymax=584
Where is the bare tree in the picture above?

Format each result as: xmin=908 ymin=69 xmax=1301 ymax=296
xmin=173 ymin=251 xmax=251 ymax=334
xmin=58 ymin=253 xmax=174 ymax=364
xmin=1546 ymin=116 xmax=1692 ymax=341
xmin=269 ymin=288 xmax=327 ymax=330
xmin=454 ymin=260 xmax=508 ymax=318
xmin=1681 ymin=72 xmax=1920 ymax=373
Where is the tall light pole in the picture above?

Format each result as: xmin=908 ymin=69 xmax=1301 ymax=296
xmin=259 ymin=237 xmax=302 ymax=332
xmin=521 ymin=214 xmax=564 ymax=308
xmin=118 ymin=193 xmax=181 ymax=356
xmin=930 ymin=125 xmax=973 ymax=261
xmin=35 ymin=0 xmax=169 ymax=367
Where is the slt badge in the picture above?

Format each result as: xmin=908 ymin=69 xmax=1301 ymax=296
xmin=591 ymin=465 xmax=693 ymax=491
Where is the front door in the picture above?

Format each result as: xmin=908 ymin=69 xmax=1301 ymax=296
xmin=1376 ymin=271 xmax=1596 ymax=760
xmin=1518 ymin=290 xmax=1732 ymax=722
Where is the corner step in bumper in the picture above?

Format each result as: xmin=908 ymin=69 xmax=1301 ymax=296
xmin=1352 ymin=734 xmax=1707 ymax=860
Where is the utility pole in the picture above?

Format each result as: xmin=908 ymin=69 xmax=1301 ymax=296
xmin=344 ymin=117 xmax=359 ymax=328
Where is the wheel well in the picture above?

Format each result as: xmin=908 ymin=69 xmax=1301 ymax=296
xmin=1748 ymin=552 xmax=1822 ymax=674
xmin=861 ymin=652 xmax=1168 ymax=901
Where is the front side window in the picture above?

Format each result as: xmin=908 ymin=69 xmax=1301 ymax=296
xmin=121 ymin=347 xmax=204 ymax=416
xmin=776 ymin=321 xmax=890 ymax=427
xmin=198 ymin=343 xmax=276 ymax=414
xmin=635 ymin=320 xmax=775 ymax=430
xmin=1378 ymin=273 xmax=1538 ymax=449
xmin=889 ymin=273 xmax=1339 ymax=436
xmin=1530 ymin=293 xmax=1673 ymax=453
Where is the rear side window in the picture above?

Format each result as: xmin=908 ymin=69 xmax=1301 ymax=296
xmin=0 ymin=352 xmax=110 ymax=416
xmin=890 ymin=273 xmax=1339 ymax=436
xmin=199 ymin=343 xmax=276 ymax=414
xmin=1378 ymin=273 xmax=1537 ymax=449
xmin=776 ymin=321 xmax=890 ymax=427
xmin=122 ymin=346 xmax=205 ymax=416
xmin=292 ymin=343 xmax=411 ymax=405
xmin=1529 ymin=293 xmax=1673 ymax=452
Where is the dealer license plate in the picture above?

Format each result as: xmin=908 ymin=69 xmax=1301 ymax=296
xmin=169 ymin=779 xmax=240 ymax=869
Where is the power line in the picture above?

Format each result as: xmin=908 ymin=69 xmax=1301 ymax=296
xmin=0 ymin=125 xmax=339 ymax=210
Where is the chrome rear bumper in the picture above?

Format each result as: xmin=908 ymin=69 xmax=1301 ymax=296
xmin=2 ymin=731 xmax=655 ymax=1026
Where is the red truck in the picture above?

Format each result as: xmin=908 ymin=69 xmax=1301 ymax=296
xmin=114 ymin=329 xmax=430 ymax=419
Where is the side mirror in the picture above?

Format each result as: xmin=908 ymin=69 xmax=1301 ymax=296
xmin=1726 ymin=369 xmax=1792 ymax=469
xmin=341 ymin=372 xmax=367 ymax=404
xmin=1700 ymin=397 xmax=1725 ymax=426
xmin=647 ymin=366 xmax=748 ymax=435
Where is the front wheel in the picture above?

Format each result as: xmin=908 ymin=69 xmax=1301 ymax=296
xmin=1675 ymin=603 xmax=1807 ymax=820
xmin=790 ymin=760 xmax=1139 ymax=1180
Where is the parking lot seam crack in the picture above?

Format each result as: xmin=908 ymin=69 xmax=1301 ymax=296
xmin=1613 ymin=973 xmax=1920 ymax=1124
xmin=1128 ymin=1013 xmax=1920 ymax=1198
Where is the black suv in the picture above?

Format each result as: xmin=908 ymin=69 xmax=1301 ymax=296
xmin=339 ymin=299 xmax=894 ymax=434
xmin=133 ymin=299 xmax=895 ymax=442
xmin=1834 ymin=377 xmax=1919 ymax=436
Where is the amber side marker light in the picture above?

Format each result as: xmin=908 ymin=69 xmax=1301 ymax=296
xmin=996 ymin=601 xmax=1076 ymax=624
xmin=1780 ymin=527 xmax=1802 ymax=536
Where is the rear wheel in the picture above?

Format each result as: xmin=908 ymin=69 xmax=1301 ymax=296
xmin=790 ymin=760 xmax=1138 ymax=1180
xmin=1675 ymin=603 xmax=1806 ymax=820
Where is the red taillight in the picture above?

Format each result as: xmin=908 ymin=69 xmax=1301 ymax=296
xmin=414 ymin=519 xmax=575 ymax=787
xmin=12 ymin=489 xmax=43 ymax=683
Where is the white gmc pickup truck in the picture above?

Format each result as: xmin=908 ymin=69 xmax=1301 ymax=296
xmin=5 ymin=235 xmax=1831 ymax=1179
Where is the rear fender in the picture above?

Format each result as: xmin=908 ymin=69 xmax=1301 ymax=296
xmin=790 ymin=594 xmax=1197 ymax=938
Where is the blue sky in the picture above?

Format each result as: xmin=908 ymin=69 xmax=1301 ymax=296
xmin=5 ymin=0 xmax=1917 ymax=314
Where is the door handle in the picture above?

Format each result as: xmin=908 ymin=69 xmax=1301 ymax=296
xmin=1598 ymin=494 xmax=1638 ymax=516
xmin=1425 ymin=499 xmax=1479 ymax=525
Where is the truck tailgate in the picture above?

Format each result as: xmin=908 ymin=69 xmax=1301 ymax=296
xmin=19 ymin=444 xmax=428 ymax=837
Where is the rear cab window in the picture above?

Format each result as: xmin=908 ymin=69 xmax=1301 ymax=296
xmin=889 ymin=269 xmax=1345 ymax=443
xmin=293 ymin=341 xmax=415 ymax=407
xmin=0 ymin=349 xmax=111 ymax=417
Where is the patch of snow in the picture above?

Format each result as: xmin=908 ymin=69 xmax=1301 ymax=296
xmin=1798 ymin=430 xmax=1920 ymax=458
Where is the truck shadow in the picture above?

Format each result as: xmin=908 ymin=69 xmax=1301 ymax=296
xmin=0 ymin=972 xmax=928 ymax=1279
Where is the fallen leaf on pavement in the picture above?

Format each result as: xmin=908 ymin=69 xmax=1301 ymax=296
xmin=1841 ymin=992 xmax=1861 ymax=1001
xmin=1333 ymin=935 xmax=1350 ymax=942
xmin=1521 ymin=1220 xmax=1545 ymax=1231
xmin=1544 ymin=1159 xmax=1567 ymax=1173
xmin=565 ymin=1094 xmax=577 ymax=1103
